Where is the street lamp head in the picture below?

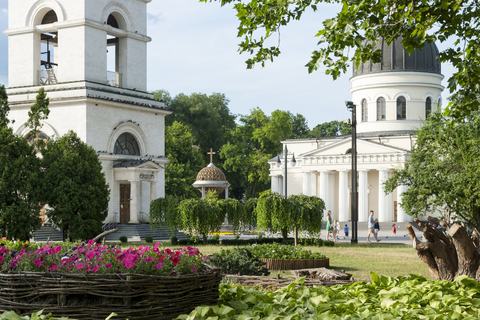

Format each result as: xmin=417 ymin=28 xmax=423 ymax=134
xmin=291 ymin=153 xmax=296 ymax=167
xmin=345 ymin=101 xmax=355 ymax=110
xmin=276 ymin=154 xmax=281 ymax=168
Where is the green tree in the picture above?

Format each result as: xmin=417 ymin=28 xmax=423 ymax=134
xmin=202 ymin=0 xmax=479 ymax=120
xmin=220 ymin=108 xmax=289 ymax=198
xmin=0 ymin=84 xmax=10 ymax=127
xmin=41 ymin=131 xmax=110 ymax=241
xmin=0 ymin=87 xmax=43 ymax=241
xmin=291 ymin=113 xmax=310 ymax=139
xmin=256 ymin=192 xmax=325 ymax=245
xmin=0 ymin=126 xmax=42 ymax=241
xmin=165 ymin=121 xmax=204 ymax=198
xmin=310 ymin=120 xmax=351 ymax=137
xmin=150 ymin=195 xmax=181 ymax=234
xmin=160 ymin=92 xmax=236 ymax=161
xmin=385 ymin=111 xmax=480 ymax=229
xmin=178 ymin=192 xmax=225 ymax=245
xmin=25 ymin=87 xmax=50 ymax=148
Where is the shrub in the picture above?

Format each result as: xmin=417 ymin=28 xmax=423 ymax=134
xmin=190 ymin=235 xmax=200 ymax=244
xmin=170 ymin=235 xmax=178 ymax=245
xmin=119 ymin=236 xmax=128 ymax=243
xmin=249 ymin=243 xmax=326 ymax=260
xmin=234 ymin=234 xmax=240 ymax=240
xmin=209 ymin=247 xmax=270 ymax=276
xmin=145 ymin=236 xmax=153 ymax=243
xmin=211 ymin=234 xmax=220 ymax=241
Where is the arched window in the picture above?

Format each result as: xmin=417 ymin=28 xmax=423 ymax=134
xmin=425 ymin=97 xmax=432 ymax=118
xmin=396 ymin=96 xmax=406 ymax=120
xmin=26 ymin=131 xmax=50 ymax=153
xmin=361 ymin=99 xmax=368 ymax=122
xmin=376 ymin=97 xmax=386 ymax=120
xmin=41 ymin=10 xmax=58 ymax=25
xmin=114 ymin=133 xmax=140 ymax=155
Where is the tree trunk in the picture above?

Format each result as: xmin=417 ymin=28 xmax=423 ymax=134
xmin=407 ymin=217 xmax=480 ymax=281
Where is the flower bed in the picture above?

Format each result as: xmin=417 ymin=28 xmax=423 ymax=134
xmin=0 ymin=241 xmax=221 ymax=320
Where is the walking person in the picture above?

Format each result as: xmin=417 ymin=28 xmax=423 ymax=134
xmin=325 ymin=210 xmax=334 ymax=241
xmin=392 ymin=224 xmax=397 ymax=237
xmin=334 ymin=219 xmax=340 ymax=242
xmin=344 ymin=224 xmax=349 ymax=239
xmin=367 ymin=210 xmax=381 ymax=243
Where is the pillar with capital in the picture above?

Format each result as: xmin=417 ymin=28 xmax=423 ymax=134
xmin=129 ymin=180 xmax=139 ymax=224
xmin=396 ymin=184 xmax=410 ymax=222
xmin=358 ymin=169 xmax=369 ymax=222
xmin=303 ymin=171 xmax=311 ymax=195
xmin=271 ymin=174 xmax=280 ymax=193
xmin=319 ymin=170 xmax=329 ymax=218
xmin=338 ymin=170 xmax=348 ymax=221
xmin=378 ymin=169 xmax=388 ymax=222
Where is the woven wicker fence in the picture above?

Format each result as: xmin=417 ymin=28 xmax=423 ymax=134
xmin=0 ymin=267 xmax=221 ymax=320
xmin=260 ymin=258 xmax=329 ymax=270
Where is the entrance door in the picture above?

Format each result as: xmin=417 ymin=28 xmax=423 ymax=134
xmin=120 ymin=184 xmax=131 ymax=224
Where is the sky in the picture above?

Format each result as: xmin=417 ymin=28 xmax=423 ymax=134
xmin=0 ymin=1 xmax=454 ymax=129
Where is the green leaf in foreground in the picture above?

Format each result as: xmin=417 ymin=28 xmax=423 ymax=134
xmin=178 ymin=274 xmax=480 ymax=319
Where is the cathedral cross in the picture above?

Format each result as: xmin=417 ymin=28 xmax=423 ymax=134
xmin=207 ymin=148 xmax=216 ymax=163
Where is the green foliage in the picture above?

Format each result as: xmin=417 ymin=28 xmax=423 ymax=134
xmin=170 ymin=235 xmax=178 ymax=245
xmin=178 ymin=193 xmax=225 ymax=245
xmin=150 ymin=196 xmax=181 ymax=234
xmin=164 ymin=121 xmax=204 ymax=198
xmin=25 ymin=88 xmax=50 ymax=150
xmin=189 ymin=235 xmax=200 ymax=244
xmin=119 ymin=236 xmax=128 ymax=243
xmin=385 ymin=111 xmax=480 ymax=229
xmin=0 ymin=85 xmax=10 ymax=127
xmin=202 ymin=0 xmax=480 ymax=120
xmin=145 ymin=236 xmax=153 ymax=243
xmin=41 ymin=131 xmax=110 ymax=241
xmin=0 ymin=309 xmax=73 ymax=320
xmin=208 ymin=247 xmax=270 ymax=276
xmin=248 ymin=243 xmax=326 ymax=260
xmin=256 ymin=192 xmax=325 ymax=244
xmin=0 ymin=125 xmax=42 ymax=241
xmin=218 ymin=198 xmax=246 ymax=233
xmin=180 ymin=273 xmax=480 ymax=319
xmin=211 ymin=234 xmax=220 ymax=241
xmin=310 ymin=120 xmax=351 ymax=137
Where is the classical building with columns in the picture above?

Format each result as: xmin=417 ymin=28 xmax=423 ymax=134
xmin=269 ymin=38 xmax=444 ymax=223
xmin=4 ymin=0 xmax=170 ymax=224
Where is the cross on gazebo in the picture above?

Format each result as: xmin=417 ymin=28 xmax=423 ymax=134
xmin=207 ymin=148 xmax=216 ymax=163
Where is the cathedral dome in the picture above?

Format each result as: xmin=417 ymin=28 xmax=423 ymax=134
xmin=353 ymin=38 xmax=441 ymax=77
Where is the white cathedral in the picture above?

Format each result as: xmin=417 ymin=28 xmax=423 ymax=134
xmin=4 ymin=0 xmax=170 ymax=225
xmin=269 ymin=38 xmax=444 ymax=223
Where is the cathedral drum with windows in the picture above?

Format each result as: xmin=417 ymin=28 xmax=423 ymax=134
xmin=269 ymin=38 xmax=444 ymax=223
xmin=4 ymin=0 xmax=171 ymax=224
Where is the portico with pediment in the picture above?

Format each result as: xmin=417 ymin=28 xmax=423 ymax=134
xmin=270 ymin=135 xmax=411 ymax=222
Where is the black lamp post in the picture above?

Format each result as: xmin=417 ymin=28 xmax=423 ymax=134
xmin=277 ymin=145 xmax=296 ymax=198
xmin=345 ymin=101 xmax=358 ymax=244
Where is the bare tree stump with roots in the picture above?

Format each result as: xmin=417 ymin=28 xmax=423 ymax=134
xmin=407 ymin=217 xmax=480 ymax=281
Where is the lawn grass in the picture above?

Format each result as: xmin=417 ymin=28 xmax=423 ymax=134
xmin=147 ymin=242 xmax=432 ymax=282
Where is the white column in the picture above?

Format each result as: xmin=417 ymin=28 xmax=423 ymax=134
xmin=129 ymin=181 xmax=139 ymax=224
xmin=327 ymin=171 xmax=335 ymax=218
xmin=150 ymin=181 xmax=157 ymax=203
xmin=338 ymin=170 xmax=348 ymax=221
xmin=378 ymin=169 xmax=388 ymax=222
xmin=201 ymin=187 xmax=206 ymax=198
xmin=385 ymin=170 xmax=393 ymax=221
xmin=397 ymin=184 xmax=410 ymax=222
xmin=303 ymin=172 xmax=311 ymax=195
xmin=319 ymin=170 xmax=329 ymax=219
xmin=358 ymin=169 xmax=369 ymax=222
xmin=310 ymin=171 xmax=317 ymax=196
xmin=271 ymin=174 xmax=279 ymax=193
xmin=278 ymin=176 xmax=284 ymax=197
xmin=225 ymin=187 xmax=229 ymax=199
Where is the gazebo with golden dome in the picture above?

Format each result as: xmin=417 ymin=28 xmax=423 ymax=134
xmin=192 ymin=148 xmax=230 ymax=198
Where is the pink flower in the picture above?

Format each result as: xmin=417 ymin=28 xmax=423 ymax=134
xmin=172 ymin=257 xmax=179 ymax=266
xmin=153 ymin=242 xmax=161 ymax=252
xmin=144 ymin=257 xmax=154 ymax=263
xmin=105 ymin=264 xmax=113 ymax=269
xmin=0 ymin=256 xmax=4 ymax=263
xmin=165 ymin=248 xmax=172 ymax=255
xmin=34 ymin=259 xmax=42 ymax=266
xmin=86 ymin=250 xmax=95 ymax=260
xmin=124 ymin=261 xmax=135 ymax=269
xmin=155 ymin=262 xmax=162 ymax=270
xmin=92 ymin=265 xmax=99 ymax=273
xmin=87 ymin=239 xmax=95 ymax=248
xmin=76 ymin=263 xmax=84 ymax=270
xmin=54 ymin=246 xmax=62 ymax=254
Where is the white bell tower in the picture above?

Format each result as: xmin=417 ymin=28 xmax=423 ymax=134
xmin=4 ymin=0 xmax=171 ymax=224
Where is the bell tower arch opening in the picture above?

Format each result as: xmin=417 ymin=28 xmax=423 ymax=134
xmin=106 ymin=12 xmax=128 ymax=88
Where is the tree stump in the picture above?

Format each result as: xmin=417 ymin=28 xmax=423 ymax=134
xmin=407 ymin=217 xmax=480 ymax=281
